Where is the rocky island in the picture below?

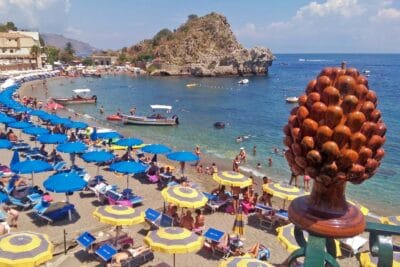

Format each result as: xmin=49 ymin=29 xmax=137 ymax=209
xmin=125 ymin=13 xmax=275 ymax=76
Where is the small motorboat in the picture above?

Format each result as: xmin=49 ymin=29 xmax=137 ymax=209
xmin=286 ymin=97 xmax=299 ymax=103
xmin=106 ymin=114 xmax=123 ymax=121
xmin=186 ymin=83 xmax=198 ymax=88
xmin=238 ymin=79 xmax=249 ymax=84
xmin=53 ymin=89 xmax=97 ymax=105
xmin=121 ymin=105 xmax=179 ymax=126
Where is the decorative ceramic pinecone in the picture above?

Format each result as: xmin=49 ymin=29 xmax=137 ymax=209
xmin=283 ymin=66 xmax=386 ymax=186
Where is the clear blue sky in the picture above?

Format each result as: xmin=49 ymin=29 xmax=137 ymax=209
xmin=0 ymin=0 xmax=399 ymax=53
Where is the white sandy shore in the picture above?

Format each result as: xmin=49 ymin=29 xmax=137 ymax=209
xmin=7 ymin=78 xmax=361 ymax=267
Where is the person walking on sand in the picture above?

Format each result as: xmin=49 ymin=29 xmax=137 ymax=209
xmin=194 ymin=146 xmax=201 ymax=166
xmin=232 ymin=155 xmax=240 ymax=172
xmin=289 ymin=172 xmax=298 ymax=187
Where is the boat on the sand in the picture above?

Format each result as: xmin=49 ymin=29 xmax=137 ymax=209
xmin=121 ymin=105 xmax=179 ymax=126
xmin=53 ymin=89 xmax=97 ymax=105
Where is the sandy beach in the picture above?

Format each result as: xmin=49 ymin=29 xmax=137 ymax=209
xmin=6 ymin=77 xmax=362 ymax=267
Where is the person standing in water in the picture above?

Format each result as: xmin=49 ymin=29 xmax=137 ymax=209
xmin=194 ymin=145 xmax=201 ymax=166
xmin=99 ymin=105 xmax=104 ymax=114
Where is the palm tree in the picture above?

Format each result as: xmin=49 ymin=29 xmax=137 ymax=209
xmin=30 ymin=45 xmax=40 ymax=67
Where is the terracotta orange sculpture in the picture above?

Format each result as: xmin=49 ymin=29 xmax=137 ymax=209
xmin=284 ymin=63 xmax=385 ymax=238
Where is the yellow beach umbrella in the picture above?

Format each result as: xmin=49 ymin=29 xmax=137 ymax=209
xmin=262 ymin=182 xmax=308 ymax=201
xmin=219 ymin=256 xmax=273 ymax=267
xmin=276 ymin=223 xmax=342 ymax=257
xmin=380 ymin=215 xmax=400 ymax=225
xmin=359 ymin=251 xmax=400 ymax=267
xmin=93 ymin=205 xmax=144 ymax=226
xmin=213 ymin=171 xmax=252 ymax=188
xmin=93 ymin=205 xmax=144 ymax=244
xmin=144 ymin=227 xmax=204 ymax=267
xmin=0 ymin=231 xmax=53 ymax=267
xmin=161 ymin=185 xmax=208 ymax=209
xmin=347 ymin=200 xmax=369 ymax=216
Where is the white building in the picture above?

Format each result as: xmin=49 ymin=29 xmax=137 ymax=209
xmin=0 ymin=31 xmax=43 ymax=71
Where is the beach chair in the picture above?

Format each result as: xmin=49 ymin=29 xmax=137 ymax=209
xmin=53 ymin=161 xmax=66 ymax=172
xmin=145 ymin=208 xmax=161 ymax=229
xmin=204 ymin=193 xmax=231 ymax=213
xmin=340 ymin=235 xmax=368 ymax=257
xmin=7 ymin=195 xmax=31 ymax=209
xmin=105 ymin=189 xmax=143 ymax=207
xmin=11 ymin=142 xmax=30 ymax=151
xmin=204 ymin=228 xmax=231 ymax=258
xmin=95 ymin=243 xmax=117 ymax=262
xmin=76 ymin=231 xmax=96 ymax=251
xmin=33 ymin=201 xmax=75 ymax=223
xmin=120 ymin=249 xmax=155 ymax=267
xmin=255 ymin=204 xmax=276 ymax=230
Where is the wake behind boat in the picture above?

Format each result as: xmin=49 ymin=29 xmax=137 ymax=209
xmin=53 ymin=89 xmax=97 ymax=105
xmin=121 ymin=105 xmax=179 ymax=126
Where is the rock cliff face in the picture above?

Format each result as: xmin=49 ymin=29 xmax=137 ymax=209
xmin=127 ymin=13 xmax=274 ymax=76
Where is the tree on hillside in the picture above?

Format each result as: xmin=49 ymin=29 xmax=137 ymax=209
xmin=152 ymin=28 xmax=173 ymax=45
xmin=39 ymin=35 xmax=45 ymax=47
xmin=0 ymin=21 xmax=17 ymax=32
xmin=117 ymin=53 xmax=127 ymax=65
xmin=60 ymin=42 xmax=75 ymax=63
xmin=82 ymin=57 xmax=94 ymax=66
xmin=187 ymin=14 xmax=198 ymax=21
xmin=44 ymin=46 xmax=60 ymax=65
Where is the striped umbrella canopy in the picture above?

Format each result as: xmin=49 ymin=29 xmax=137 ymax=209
xmin=380 ymin=215 xmax=400 ymax=226
xmin=276 ymin=223 xmax=342 ymax=256
xmin=232 ymin=206 xmax=245 ymax=237
xmin=213 ymin=171 xmax=252 ymax=188
xmin=347 ymin=200 xmax=369 ymax=216
xmin=93 ymin=205 xmax=144 ymax=226
xmin=219 ymin=256 xmax=272 ymax=267
xmin=359 ymin=251 xmax=400 ymax=267
xmin=93 ymin=205 xmax=144 ymax=245
xmin=0 ymin=231 xmax=53 ymax=267
xmin=161 ymin=185 xmax=207 ymax=209
xmin=262 ymin=182 xmax=309 ymax=201
xmin=144 ymin=227 xmax=204 ymax=267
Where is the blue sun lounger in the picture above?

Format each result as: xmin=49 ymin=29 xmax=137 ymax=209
xmin=33 ymin=201 xmax=75 ymax=223
xmin=95 ymin=243 xmax=117 ymax=262
xmin=76 ymin=231 xmax=96 ymax=250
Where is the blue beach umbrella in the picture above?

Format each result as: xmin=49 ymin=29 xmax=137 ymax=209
xmin=57 ymin=142 xmax=87 ymax=154
xmin=90 ymin=128 xmax=98 ymax=141
xmin=0 ymin=114 xmax=16 ymax=124
xmin=167 ymin=151 xmax=200 ymax=176
xmin=0 ymin=191 xmax=9 ymax=203
xmin=22 ymin=126 xmax=50 ymax=136
xmin=166 ymin=151 xmax=199 ymax=162
xmin=7 ymin=121 xmax=33 ymax=129
xmin=44 ymin=172 xmax=87 ymax=220
xmin=142 ymin=144 xmax=172 ymax=154
xmin=82 ymin=151 xmax=115 ymax=175
xmin=64 ymin=121 xmax=88 ymax=129
xmin=10 ymin=150 xmax=19 ymax=167
xmin=38 ymin=133 xmax=67 ymax=144
xmin=49 ymin=117 xmax=71 ymax=126
xmin=109 ymin=160 xmax=147 ymax=188
xmin=0 ymin=139 xmax=12 ymax=149
xmin=11 ymin=159 xmax=53 ymax=185
xmin=37 ymin=112 xmax=54 ymax=121
xmin=29 ymin=110 xmax=48 ymax=117
xmin=97 ymin=131 xmax=122 ymax=140
xmin=115 ymin=138 xmax=143 ymax=147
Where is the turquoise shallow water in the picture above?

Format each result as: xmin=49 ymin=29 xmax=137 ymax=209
xmin=45 ymin=54 xmax=400 ymax=215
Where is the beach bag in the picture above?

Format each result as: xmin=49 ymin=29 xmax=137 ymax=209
xmin=225 ymin=204 xmax=234 ymax=214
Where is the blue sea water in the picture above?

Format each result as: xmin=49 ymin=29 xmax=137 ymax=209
xmin=46 ymin=54 xmax=400 ymax=214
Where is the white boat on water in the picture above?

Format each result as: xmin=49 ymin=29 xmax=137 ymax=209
xmin=121 ymin=105 xmax=179 ymax=126
xmin=238 ymin=79 xmax=249 ymax=84
xmin=286 ymin=96 xmax=299 ymax=103
xmin=53 ymin=89 xmax=97 ymax=105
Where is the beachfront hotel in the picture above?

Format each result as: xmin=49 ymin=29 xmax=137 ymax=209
xmin=0 ymin=31 xmax=44 ymax=71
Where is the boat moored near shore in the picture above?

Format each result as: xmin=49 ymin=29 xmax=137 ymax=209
xmin=285 ymin=96 xmax=298 ymax=103
xmin=122 ymin=105 xmax=179 ymax=126
xmin=53 ymin=89 xmax=97 ymax=105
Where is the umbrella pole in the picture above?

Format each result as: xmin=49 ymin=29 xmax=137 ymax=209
xmin=115 ymin=226 xmax=120 ymax=245
xmin=31 ymin=172 xmax=34 ymax=186
xmin=126 ymin=174 xmax=129 ymax=189
xmin=173 ymin=253 xmax=175 ymax=267
xmin=66 ymin=193 xmax=72 ymax=221
xmin=97 ymin=165 xmax=100 ymax=176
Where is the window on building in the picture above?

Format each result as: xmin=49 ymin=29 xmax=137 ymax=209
xmin=9 ymin=49 xmax=14 ymax=53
